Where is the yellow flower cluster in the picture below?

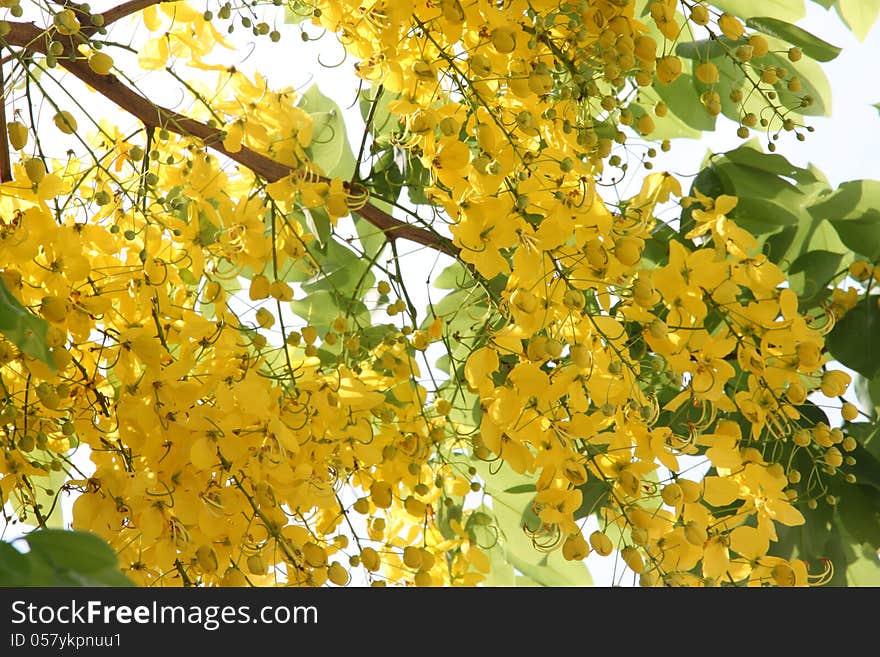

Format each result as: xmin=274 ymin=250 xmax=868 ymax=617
xmin=295 ymin=0 xmax=852 ymax=584
xmin=0 ymin=0 xmax=857 ymax=587
xmin=0 ymin=109 xmax=486 ymax=586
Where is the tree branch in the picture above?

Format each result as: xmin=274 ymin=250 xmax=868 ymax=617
xmin=58 ymin=0 xmax=172 ymax=38
xmin=1 ymin=17 xmax=457 ymax=257
xmin=0 ymin=62 xmax=12 ymax=182
xmin=101 ymin=0 xmax=173 ymax=28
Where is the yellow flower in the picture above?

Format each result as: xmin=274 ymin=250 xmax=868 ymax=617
xmin=820 ymin=369 xmax=851 ymax=397
xmin=653 ymin=242 xmax=728 ymax=324
xmin=736 ymin=463 xmax=805 ymax=540
xmin=450 ymin=198 xmax=520 ymax=278
xmin=427 ymin=137 xmax=471 ymax=190
xmin=656 ymin=56 xmax=683 ymax=84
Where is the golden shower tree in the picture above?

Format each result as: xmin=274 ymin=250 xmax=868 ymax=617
xmin=1 ymin=0 xmax=879 ymax=586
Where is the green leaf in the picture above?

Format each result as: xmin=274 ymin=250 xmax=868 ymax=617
xmin=432 ymin=284 xmax=490 ymax=333
xmin=847 ymin=445 xmax=880 ymax=492
xmin=0 ymin=277 xmax=53 ymax=367
xmin=786 ymin=494 xmax=835 ymax=561
xmin=713 ymin=161 xmax=801 ymax=232
xmin=836 ymin=0 xmax=880 ymax=41
xmin=874 ymin=102 xmax=880 ymax=118
xmin=628 ymin=57 xmax=715 ymax=139
xmin=434 ymin=261 xmax=475 ymax=290
xmin=845 ymin=542 xmax=880 ymax=585
xmin=301 ymin=206 xmax=331 ymax=249
xmin=495 ymin=501 xmax=593 ymax=587
xmin=821 ymin=528 xmax=855 ymax=586
xmin=629 ymin=101 xmax=704 ymax=140
xmin=301 ymin=240 xmax=375 ymax=299
xmin=763 ymin=213 xmax=853 ymax=288
xmin=688 ymin=35 xmax=831 ymax=120
xmin=846 ymin=422 xmax=880 ymax=462
xmin=353 ymin=213 xmax=387 ymax=258
xmin=297 ymin=85 xmax=356 ymax=180
xmin=788 ymin=250 xmax=844 ymax=304
xmin=837 ymin=484 xmax=880 ymax=547
xmin=689 ymin=144 xmax=833 ymax=250
xmin=830 ymin=208 xmax=880 ymax=261
xmin=746 ymin=17 xmax=841 ymax=61
xmin=483 ymin=545 xmax=517 ymax=586
xmin=854 ymin=373 xmax=880 ymax=421
xmin=826 ymin=297 xmax=880 ymax=379
xmin=503 ymin=484 xmax=537 ymax=495
xmin=652 ymin=64 xmax=717 ymax=135
xmin=807 ymin=219 xmax=852 ymax=256
xmin=290 ymin=290 xmax=370 ymax=334
xmin=62 ymin=565 xmax=135 ymax=587
xmin=809 ymin=180 xmax=880 ymax=260
xmin=762 ymin=37 xmax=833 ymax=117
xmin=0 ymin=542 xmax=31 ymax=586
xmin=685 ymin=164 xmax=730 ymax=200
xmin=675 ymin=36 xmax=739 ymax=61
xmin=795 ymin=400 xmax=833 ymax=426
xmin=644 ymin=224 xmax=681 ymax=266
xmin=573 ymin=477 xmax=612 ymax=520
xmin=772 ymin=504 xmax=831 ymax=563
xmin=24 ymin=530 xmax=133 ymax=586
xmin=706 ymin=55 xmax=772 ymax=127
xmin=710 ymin=0 xmax=806 ymax=22
xmin=26 ymin=529 xmax=118 ymax=573
xmin=29 ymin=460 xmax=69 ymax=529
xmin=359 ymin=86 xmax=399 ymax=140
xmin=721 ymin=142 xmax=820 ymax=184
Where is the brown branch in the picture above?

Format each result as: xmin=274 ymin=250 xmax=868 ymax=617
xmin=0 ymin=62 xmax=11 ymax=182
xmin=1 ymin=18 xmax=457 ymax=257
xmin=354 ymin=197 xmax=455 ymax=255
xmin=58 ymin=0 xmax=172 ymax=38
xmin=101 ymin=0 xmax=173 ymax=28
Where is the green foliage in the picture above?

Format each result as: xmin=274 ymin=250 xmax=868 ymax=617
xmin=810 ymin=180 xmax=880 ymax=261
xmin=670 ymin=34 xmax=831 ymax=139
xmin=29 ymin=462 xmax=68 ymax=529
xmin=297 ymin=85 xmax=357 ymax=179
xmin=827 ymin=298 xmax=880 ymax=379
xmin=0 ymin=277 xmax=53 ymax=367
xmin=834 ymin=0 xmax=880 ymax=41
xmin=855 ymin=376 xmax=880 ymax=425
xmin=686 ymin=142 xmax=828 ymax=238
xmin=746 ymin=17 xmax=841 ymax=61
xmin=0 ymin=530 xmax=133 ymax=587
xmin=646 ymin=0 xmax=880 ymax=144
xmin=651 ymin=62 xmax=718 ymax=137
xmin=772 ymin=443 xmax=880 ymax=585
xmin=786 ymin=249 xmax=844 ymax=307
xmin=713 ymin=0 xmax=805 ymax=22
xmin=359 ymin=85 xmax=398 ymax=141
xmin=681 ymin=136 xmax=880 ymax=585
